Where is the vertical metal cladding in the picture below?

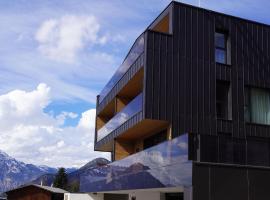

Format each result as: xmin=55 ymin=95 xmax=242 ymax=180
xmin=145 ymin=2 xmax=270 ymax=139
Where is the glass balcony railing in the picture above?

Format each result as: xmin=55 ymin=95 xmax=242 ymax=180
xmin=80 ymin=133 xmax=192 ymax=192
xmin=99 ymin=34 xmax=145 ymax=103
xmin=97 ymin=93 xmax=143 ymax=142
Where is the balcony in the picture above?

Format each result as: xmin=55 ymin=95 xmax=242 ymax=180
xmin=98 ymin=34 xmax=145 ymax=105
xmin=81 ymin=133 xmax=192 ymax=192
xmin=97 ymin=93 xmax=143 ymax=142
xmin=95 ymin=30 xmax=173 ymax=151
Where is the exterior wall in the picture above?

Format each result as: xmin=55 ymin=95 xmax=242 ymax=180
xmin=193 ymin=163 xmax=270 ymax=200
xmin=89 ymin=194 xmax=104 ymax=200
xmin=144 ymin=2 xmax=270 ymax=199
xmin=7 ymin=186 xmax=51 ymax=200
xmin=104 ymin=194 xmax=128 ymax=200
xmin=64 ymin=193 xmax=104 ymax=200
xmin=129 ymin=191 xmax=161 ymax=200
xmin=93 ymin=1 xmax=270 ymax=198
xmin=145 ymin=2 xmax=270 ymax=139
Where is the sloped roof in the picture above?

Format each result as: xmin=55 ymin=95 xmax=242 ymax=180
xmin=6 ymin=184 xmax=67 ymax=194
xmin=33 ymin=184 xmax=67 ymax=193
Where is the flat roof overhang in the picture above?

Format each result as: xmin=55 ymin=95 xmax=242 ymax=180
xmin=90 ymin=186 xmax=185 ymax=194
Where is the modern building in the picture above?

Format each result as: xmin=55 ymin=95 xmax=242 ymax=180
xmin=81 ymin=1 xmax=270 ymax=200
xmin=6 ymin=184 xmax=67 ymax=200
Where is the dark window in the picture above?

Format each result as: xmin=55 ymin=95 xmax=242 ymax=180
xmin=245 ymin=87 xmax=270 ymax=125
xmin=165 ymin=193 xmax=183 ymax=200
xmin=216 ymin=81 xmax=231 ymax=120
xmin=104 ymin=194 xmax=128 ymax=200
xmin=215 ymin=31 xmax=228 ymax=64
xmin=143 ymin=129 xmax=167 ymax=149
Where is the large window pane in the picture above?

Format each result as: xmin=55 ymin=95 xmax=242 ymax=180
xmin=249 ymin=88 xmax=270 ymax=125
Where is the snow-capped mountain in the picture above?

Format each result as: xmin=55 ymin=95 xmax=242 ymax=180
xmin=32 ymin=157 xmax=110 ymax=190
xmin=0 ymin=150 xmax=109 ymax=193
xmin=0 ymin=150 xmax=58 ymax=192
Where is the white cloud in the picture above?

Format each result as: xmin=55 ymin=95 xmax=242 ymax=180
xmin=0 ymin=84 xmax=110 ymax=167
xmin=35 ymin=15 xmax=106 ymax=63
xmin=56 ymin=111 xmax=78 ymax=126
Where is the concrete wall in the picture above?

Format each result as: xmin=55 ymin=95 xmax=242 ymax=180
xmin=129 ymin=191 xmax=161 ymax=200
xmin=65 ymin=193 xmax=104 ymax=200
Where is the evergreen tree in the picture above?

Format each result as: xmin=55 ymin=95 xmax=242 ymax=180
xmin=53 ymin=167 xmax=68 ymax=190
xmin=68 ymin=181 xmax=80 ymax=193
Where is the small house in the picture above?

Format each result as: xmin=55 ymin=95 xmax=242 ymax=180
xmin=6 ymin=184 xmax=67 ymax=200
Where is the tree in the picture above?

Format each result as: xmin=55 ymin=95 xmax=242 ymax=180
xmin=53 ymin=167 xmax=68 ymax=190
xmin=68 ymin=181 xmax=80 ymax=193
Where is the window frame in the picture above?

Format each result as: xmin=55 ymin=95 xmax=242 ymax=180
xmin=245 ymin=86 xmax=270 ymax=126
xmin=215 ymin=30 xmax=228 ymax=64
xmin=216 ymin=81 xmax=232 ymax=120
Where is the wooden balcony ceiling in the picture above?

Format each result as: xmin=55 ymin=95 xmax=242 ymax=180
xmin=117 ymin=119 xmax=169 ymax=140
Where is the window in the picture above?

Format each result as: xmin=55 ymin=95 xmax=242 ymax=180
xmin=143 ymin=129 xmax=167 ymax=149
xmin=215 ymin=31 xmax=228 ymax=64
xmin=165 ymin=193 xmax=183 ymax=200
xmin=245 ymin=87 xmax=270 ymax=125
xmin=216 ymin=81 xmax=232 ymax=120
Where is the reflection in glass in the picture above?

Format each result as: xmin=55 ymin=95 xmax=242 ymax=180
xmin=250 ymin=88 xmax=270 ymax=125
xmin=215 ymin=31 xmax=227 ymax=64
xmin=97 ymin=93 xmax=143 ymax=141
xmin=80 ymin=134 xmax=192 ymax=192
xmin=215 ymin=49 xmax=226 ymax=64
xmin=99 ymin=34 xmax=145 ymax=103
xmin=215 ymin=32 xmax=226 ymax=48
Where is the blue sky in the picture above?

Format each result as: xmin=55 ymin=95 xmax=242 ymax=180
xmin=0 ymin=0 xmax=269 ymax=167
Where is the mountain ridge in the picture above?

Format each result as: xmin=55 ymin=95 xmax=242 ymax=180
xmin=0 ymin=150 xmax=56 ymax=192
xmin=31 ymin=157 xmax=110 ymax=191
xmin=0 ymin=150 xmax=106 ymax=192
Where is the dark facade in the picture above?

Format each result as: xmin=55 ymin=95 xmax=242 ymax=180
xmin=88 ymin=1 xmax=270 ymax=200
